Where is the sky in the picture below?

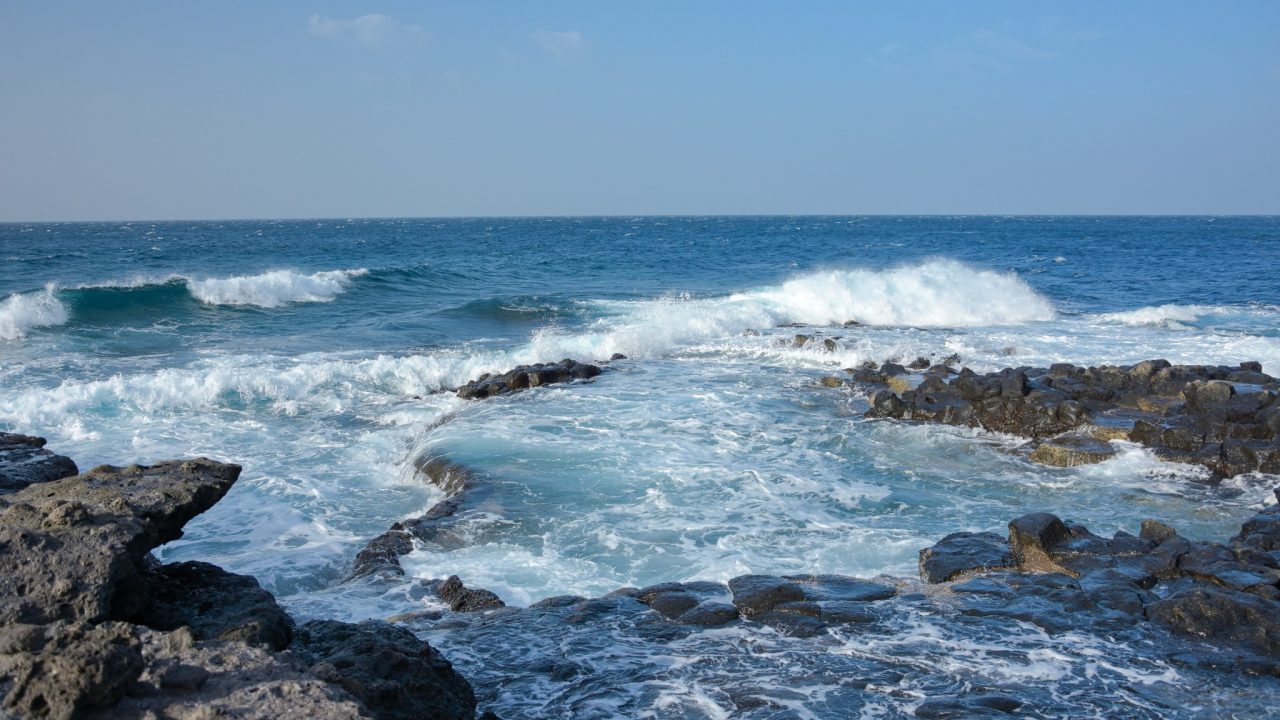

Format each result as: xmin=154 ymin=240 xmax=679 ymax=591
xmin=1 ymin=1 xmax=1278 ymax=220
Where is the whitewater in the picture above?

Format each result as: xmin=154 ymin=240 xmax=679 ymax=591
xmin=2 ymin=215 xmax=1279 ymax=718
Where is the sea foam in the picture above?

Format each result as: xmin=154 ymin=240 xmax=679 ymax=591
xmin=186 ymin=268 xmax=368 ymax=307
xmin=0 ymin=286 xmax=69 ymax=340
xmin=523 ymin=260 xmax=1055 ymax=361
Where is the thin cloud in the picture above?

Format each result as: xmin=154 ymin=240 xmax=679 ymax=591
xmin=937 ymin=29 xmax=1059 ymax=72
xmin=308 ymin=14 xmax=428 ymax=48
xmin=530 ymin=30 xmax=586 ymax=64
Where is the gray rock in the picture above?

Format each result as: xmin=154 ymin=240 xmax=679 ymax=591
xmin=130 ymin=560 xmax=294 ymax=650
xmin=293 ymin=619 xmax=478 ymax=720
xmin=0 ymin=459 xmax=241 ymax=625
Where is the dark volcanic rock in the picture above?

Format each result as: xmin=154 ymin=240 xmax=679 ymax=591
xmin=100 ymin=627 xmax=366 ymax=720
xmin=918 ymin=506 xmax=1280 ymax=660
xmin=0 ymin=432 xmax=78 ymax=495
xmin=0 ymin=459 xmax=241 ymax=625
xmin=130 ymin=560 xmax=295 ymax=650
xmin=294 ymin=619 xmax=478 ymax=720
xmin=430 ymin=575 xmax=505 ymax=613
xmin=0 ymin=621 xmax=144 ymax=720
xmin=0 ymin=445 xmax=480 ymax=720
xmin=456 ymin=359 xmax=601 ymax=400
xmin=918 ymin=531 xmax=1011 ymax=583
xmin=853 ymin=359 xmax=1280 ymax=477
xmin=1148 ymin=585 xmax=1280 ymax=657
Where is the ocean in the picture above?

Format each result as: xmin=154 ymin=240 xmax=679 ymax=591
xmin=3 ymin=215 xmax=1279 ymax=717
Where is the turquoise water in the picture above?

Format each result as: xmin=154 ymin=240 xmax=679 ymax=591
xmin=3 ymin=216 xmax=1280 ymax=717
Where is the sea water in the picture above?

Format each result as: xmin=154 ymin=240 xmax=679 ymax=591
xmin=2 ymin=216 xmax=1279 ymax=717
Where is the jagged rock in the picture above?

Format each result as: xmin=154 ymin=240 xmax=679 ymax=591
xmin=430 ymin=575 xmax=505 ymax=613
xmin=0 ymin=432 xmax=79 ymax=495
xmin=97 ymin=627 xmax=366 ymax=720
xmin=129 ymin=560 xmax=294 ymax=650
xmin=0 ymin=621 xmax=143 ymax=720
xmin=294 ymin=619 xmax=478 ymax=720
xmin=456 ymin=359 xmax=601 ymax=400
xmin=0 ymin=459 xmax=241 ymax=625
xmin=852 ymin=359 xmax=1280 ymax=477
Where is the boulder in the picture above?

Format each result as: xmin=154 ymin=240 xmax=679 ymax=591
xmin=0 ymin=432 xmax=79 ymax=495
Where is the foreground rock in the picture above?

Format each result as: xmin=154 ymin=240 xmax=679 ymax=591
xmin=853 ymin=359 xmax=1280 ymax=477
xmin=0 ymin=432 xmax=78 ymax=495
xmin=394 ymin=502 xmax=1280 ymax=717
xmin=456 ymin=359 xmax=601 ymax=400
xmin=0 ymin=453 xmax=480 ymax=719
xmin=918 ymin=501 xmax=1280 ymax=658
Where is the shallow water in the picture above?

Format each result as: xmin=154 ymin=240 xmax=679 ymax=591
xmin=3 ymin=216 xmax=1279 ymax=717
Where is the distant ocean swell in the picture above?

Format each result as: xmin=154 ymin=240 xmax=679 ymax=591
xmin=0 ymin=268 xmax=370 ymax=338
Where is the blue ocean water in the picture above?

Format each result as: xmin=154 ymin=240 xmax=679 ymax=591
xmin=3 ymin=216 xmax=1280 ymax=717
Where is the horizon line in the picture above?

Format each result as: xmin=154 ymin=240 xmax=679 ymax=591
xmin=3 ymin=212 xmax=1279 ymax=224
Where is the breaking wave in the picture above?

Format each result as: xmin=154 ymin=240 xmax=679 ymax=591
xmin=186 ymin=268 xmax=368 ymax=307
xmin=0 ymin=286 xmax=69 ymax=340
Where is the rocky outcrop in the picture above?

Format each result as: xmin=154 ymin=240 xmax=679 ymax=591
xmin=294 ymin=620 xmax=478 ymax=720
xmin=917 ymin=501 xmax=1280 ymax=659
xmin=0 ymin=432 xmax=78 ymax=495
xmin=0 ymin=451 xmax=480 ymax=720
xmin=456 ymin=359 xmax=601 ymax=400
xmin=852 ymin=359 xmax=1280 ymax=477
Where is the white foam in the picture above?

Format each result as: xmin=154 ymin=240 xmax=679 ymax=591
xmin=0 ymin=285 xmax=69 ymax=340
xmin=525 ymin=260 xmax=1055 ymax=362
xmin=186 ymin=268 xmax=368 ymax=307
xmin=1097 ymin=304 xmax=1211 ymax=328
xmin=748 ymin=260 xmax=1056 ymax=327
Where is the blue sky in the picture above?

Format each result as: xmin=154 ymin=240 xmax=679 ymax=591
xmin=1 ymin=1 xmax=1278 ymax=219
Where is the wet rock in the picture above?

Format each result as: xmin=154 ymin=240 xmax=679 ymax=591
xmin=677 ymin=602 xmax=739 ymax=628
xmin=727 ymin=576 xmax=807 ymax=618
xmin=130 ymin=560 xmax=294 ymax=650
xmin=919 ymin=532 xmax=1011 ymax=583
xmin=430 ymin=575 xmax=505 ymax=613
xmin=1008 ymin=513 xmax=1076 ymax=575
xmin=293 ymin=619 xmax=478 ymax=720
xmin=0 ymin=432 xmax=78 ymax=494
xmin=856 ymin=359 xmax=1280 ymax=477
xmin=1148 ymin=586 xmax=1280 ymax=657
xmin=1028 ymin=435 xmax=1117 ymax=467
xmin=456 ymin=359 xmax=601 ymax=400
xmin=819 ymin=375 xmax=844 ymax=388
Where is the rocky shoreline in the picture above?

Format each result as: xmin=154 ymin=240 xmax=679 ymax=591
xmin=833 ymin=358 xmax=1280 ymax=477
xmin=0 ymin=453 xmax=480 ymax=720
xmin=4 ymin=357 xmax=1280 ymax=718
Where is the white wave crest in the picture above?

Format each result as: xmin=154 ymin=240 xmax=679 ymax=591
xmin=524 ymin=260 xmax=1054 ymax=361
xmin=1097 ymin=304 xmax=1210 ymax=328
xmin=0 ymin=286 xmax=69 ymax=340
xmin=186 ymin=269 xmax=368 ymax=307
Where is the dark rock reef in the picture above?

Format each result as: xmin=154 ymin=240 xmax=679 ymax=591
xmin=456 ymin=359 xmax=601 ymax=400
xmin=848 ymin=359 xmax=1280 ymax=477
xmin=0 ymin=439 xmax=480 ymax=720
xmin=919 ymin=501 xmax=1280 ymax=660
